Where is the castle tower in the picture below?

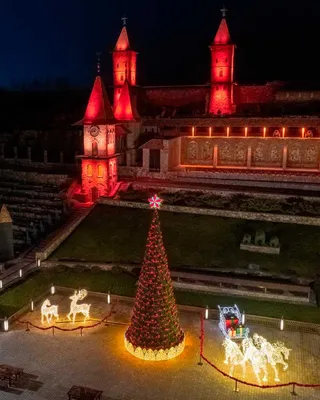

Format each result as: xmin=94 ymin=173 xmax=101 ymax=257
xmin=113 ymin=17 xmax=137 ymax=108
xmin=209 ymin=8 xmax=235 ymax=115
xmin=75 ymin=75 xmax=118 ymax=203
xmin=0 ymin=205 xmax=14 ymax=261
xmin=114 ymin=80 xmax=140 ymax=121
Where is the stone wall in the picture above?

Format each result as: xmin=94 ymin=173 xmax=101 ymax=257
xmin=168 ymin=137 xmax=181 ymax=170
xmin=143 ymin=86 xmax=208 ymax=109
xmin=180 ymin=137 xmax=320 ymax=170
xmin=98 ymin=198 xmax=320 ymax=226
xmin=234 ymin=84 xmax=277 ymax=104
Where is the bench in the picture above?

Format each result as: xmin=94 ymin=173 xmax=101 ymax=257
xmin=0 ymin=364 xmax=24 ymax=380
xmin=67 ymin=385 xmax=103 ymax=400
xmin=0 ymin=364 xmax=23 ymax=387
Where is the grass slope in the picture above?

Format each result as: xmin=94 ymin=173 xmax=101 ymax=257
xmin=52 ymin=205 xmax=319 ymax=277
xmin=0 ymin=268 xmax=319 ymax=323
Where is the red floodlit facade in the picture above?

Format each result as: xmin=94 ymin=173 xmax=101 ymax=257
xmin=209 ymin=17 xmax=235 ymax=115
xmin=75 ymin=76 xmax=118 ymax=203
xmin=114 ymin=80 xmax=140 ymax=121
xmin=113 ymin=25 xmax=137 ymax=107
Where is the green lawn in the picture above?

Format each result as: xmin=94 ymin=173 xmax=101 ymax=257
xmin=0 ymin=267 xmax=319 ymax=323
xmin=51 ymin=205 xmax=320 ymax=278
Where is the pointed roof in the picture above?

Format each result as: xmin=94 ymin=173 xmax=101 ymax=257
xmin=115 ymin=26 xmax=130 ymax=51
xmin=114 ymin=81 xmax=140 ymax=121
xmin=0 ymin=205 xmax=12 ymax=224
xmin=212 ymin=18 xmax=232 ymax=45
xmin=76 ymin=76 xmax=117 ymax=125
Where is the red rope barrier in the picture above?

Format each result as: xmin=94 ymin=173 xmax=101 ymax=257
xmin=199 ymin=313 xmax=320 ymax=390
xmin=15 ymin=302 xmax=117 ymax=333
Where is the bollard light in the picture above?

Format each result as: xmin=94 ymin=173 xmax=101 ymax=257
xmin=0 ymin=280 xmax=2 ymax=290
xmin=37 ymin=259 xmax=41 ymax=267
xmin=51 ymin=284 xmax=55 ymax=295
xmin=241 ymin=310 xmax=245 ymax=325
xmin=107 ymin=291 xmax=111 ymax=305
xmin=3 ymin=317 xmax=9 ymax=332
xmin=280 ymin=316 xmax=284 ymax=331
xmin=31 ymin=300 xmax=34 ymax=312
xmin=19 ymin=269 xmax=22 ymax=278
xmin=205 ymin=306 xmax=209 ymax=320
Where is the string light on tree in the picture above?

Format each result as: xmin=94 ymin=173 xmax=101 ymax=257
xmin=124 ymin=195 xmax=185 ymax=361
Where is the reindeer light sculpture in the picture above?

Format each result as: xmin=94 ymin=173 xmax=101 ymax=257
xmin=67 ymin=289 xmax=91 ymax=324
xmin=41 ymin=299 xmax=59 ymax=324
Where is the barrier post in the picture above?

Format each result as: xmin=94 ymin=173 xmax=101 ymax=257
xmin=291 ymin=383 xmax=297 ymax=396
xmin=233 ymin=380 xmax=239 ymax=393
xmin=52 ymin=326 xmax=55 ymax=336
xmin=198 ymin=312 xmax=203 ymax=366
xmin=80 ymin=327 xmax=83 ymax=337
xmin=26 ymin=322 xmax=30 ymax=332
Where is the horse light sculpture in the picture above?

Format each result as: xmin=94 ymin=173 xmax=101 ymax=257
xmin=253 ymin=333 xmax=291 ymax=382
xmin=242 ymin=337 xmax=268 ymax=385
xmin=67 ymin=289 xmax=91 ymax=324
xmin=41 ymin=299 xmax=59 ymax=324
xmin=222 ymin=338 xmax=246 ymax=378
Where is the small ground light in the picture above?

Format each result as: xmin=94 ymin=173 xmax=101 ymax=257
xmin=0 ymin=280 xmax=2 ymax=289
xmin=241 ymin=310 xmax=245 ymax=325
xmin=205 ymin=306 xmax=209 ymax=320
xmin=51 ymin=284 xmax=55 ymax=295
xmin=3 ymin=317 xmax=9 ymax=332
xmin=31 ymin=300 xmax=34 ymax=311
xmin=37 ymin=259 xmax=41 ymax=267
xmin=280 ymin=316 xmax=284 ymax=331
xmin=107 ymin=291 xmax=111 ymax=304
xmin=19 ymin=269 xmax=22 ymax=278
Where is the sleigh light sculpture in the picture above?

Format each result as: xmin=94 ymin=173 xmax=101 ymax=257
xmin=218 ymin=304 xmax=249 ymax=340
xmin=67 ymin=289 xmax=91 ymax=324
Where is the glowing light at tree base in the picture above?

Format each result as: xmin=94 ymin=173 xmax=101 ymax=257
xmin=124 ymin=333 xmax=185 ymax=361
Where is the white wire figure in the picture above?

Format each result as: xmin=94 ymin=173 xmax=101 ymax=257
xmin=242 ymin=337 xmax=268 ymax=384
xmin=41 ymin=299 xmax=59 ymax=324
xmin=253 ymin=333 xmax=291 ymax=382
xmin=67 ymin=289 xmax=91 ymax=324
xmin=222 ymin=338 xmax=246 ymax=378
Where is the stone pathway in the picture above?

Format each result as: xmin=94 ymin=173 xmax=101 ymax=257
xmin=0 ymin=297 xmax=319 ymax=399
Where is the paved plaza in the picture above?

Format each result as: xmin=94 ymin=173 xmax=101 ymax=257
xmin=0 ymin=293 xmax=320 ymax=399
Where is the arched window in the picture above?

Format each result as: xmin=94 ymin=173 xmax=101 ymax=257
xmin=97 ymin=164 xmax=103 ymax=178
xmin=121 ymin=75 xmax=124 ymax=81
xmin=219 ymin=69 xmax=223 ymax=78
xmin=92 ymin=141 xmax=98 ymax=156
xmin=87 ymin=164 xmax=93 ymax=177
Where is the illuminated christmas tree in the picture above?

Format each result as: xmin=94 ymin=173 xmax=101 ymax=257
xmin=124 ymin=195 xmax=185 ymax=361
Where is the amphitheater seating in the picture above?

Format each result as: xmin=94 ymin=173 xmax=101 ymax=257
xmin=0 ymin=178 xmax=68 ymax=256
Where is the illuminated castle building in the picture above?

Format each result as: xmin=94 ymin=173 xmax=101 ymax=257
xmin=78 ymin=11 xmax=320 ymax=200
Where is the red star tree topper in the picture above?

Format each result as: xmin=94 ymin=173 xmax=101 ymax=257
xmin=125 ymin=195 xmax=184 ymax=355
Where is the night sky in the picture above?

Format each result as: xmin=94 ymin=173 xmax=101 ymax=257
xmin=0 ymin=0 xmax=318 ymax=89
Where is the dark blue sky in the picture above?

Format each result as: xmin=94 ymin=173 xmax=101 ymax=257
xmin=0 ymin=0 xmax=318 ymax=88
